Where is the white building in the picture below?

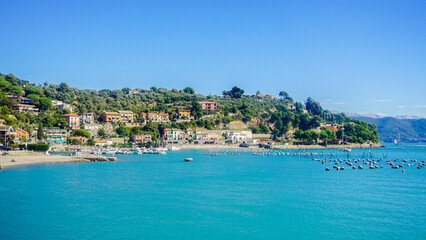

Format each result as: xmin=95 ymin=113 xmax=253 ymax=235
xmin=84 ymin=123 xmax=102 ymax=135
xmin=52 ymin=100 xmax=73 ymax=112
xmin=80 ymin=112 xmax=95 ymax=124
xmin=225 ymin=131 xmax=249 ymax=143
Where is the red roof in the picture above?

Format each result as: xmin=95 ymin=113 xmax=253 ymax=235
xmin=61 ymin=113 xmax=79 ymax=117
xmin=326 ymin=126 xmax=338 ymax=132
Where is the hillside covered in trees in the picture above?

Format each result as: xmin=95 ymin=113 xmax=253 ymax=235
xmin=0 ymin=73 xmax=379 ymax=144
xmin=356 ymin=117 xmax=426 ymax=143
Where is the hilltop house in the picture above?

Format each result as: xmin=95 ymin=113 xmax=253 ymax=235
xmin=7 ymin=95 xmax=34 ymax=104
xmin=61 ymin=113 xmax=80 ymax=129
xmin=128 ymin=90 xmax=139 ymax=95
xmin=13 ymin=104 xmax=39 ymax=114
xmin=198 ymin=101 xmax=217 ymax=110
xmin=52 ymin=100 xmax=73 ymax=112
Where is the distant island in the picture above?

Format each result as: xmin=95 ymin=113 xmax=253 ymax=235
xmin=0 ymin=73 xmax=379 ymax=149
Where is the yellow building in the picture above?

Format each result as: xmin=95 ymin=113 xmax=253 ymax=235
xmin=118 ymin=110 xmax=134 ymax=123
xmin=178 ymin=110 xmax=191 ymax=119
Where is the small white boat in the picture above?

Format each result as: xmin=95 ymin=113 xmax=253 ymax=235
xmin=168 ymin=146 xmax=181 ymax=151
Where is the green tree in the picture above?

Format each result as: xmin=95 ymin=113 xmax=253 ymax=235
xmin=0 ymin=79 xmax=11 ymax=89
xmin=279 ymin=91 xmax=289 ymax=98
xmin=87 ymin=138 xmax=96 ymax=146
xmin=294 ymin=129 xmax=304 ymax=140
xmin=58 ymin=82 xmax=70 ymax=93
xmin=122 ymin=88 xmax=130 ymax=94
xmin=72 ymin=129 xmax=91 ymax=138
xmin=26 ymin=94 xmax=41 ymax=102
xmin=37 ymin=97 xmax=52 ymax=111
xmin=24 ymin=86 xmax=44 ymax=96
xmin=223 ymin=86 xmax=244 ymax=98
xmin=9 ymin=86 xmax=23 ymax=96
xmin=294 ymin=102 xmax=304 ymax=111
xmin=97 ymin=129 xmax=107 ymax=138
xmin=5 ymin=73 xmax=18 ymax=85
xmin=37 ymin=124 xmax=44 ymax=140
xmin=319 ymin=131 xmax=328 ymax=142
xmin=183 ymin=87 xmax=195 ymax=94
xmin=116 ymin=125 xmax=130 ymax=137
xmin=258 ymin=122 xmax=269 ymax=134
xmin=305 ymin=97 xmax=323 ymax=116
xmin=191 ymin=101 xmax=202 ymax=120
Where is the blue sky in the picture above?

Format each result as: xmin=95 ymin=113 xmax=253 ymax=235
xmin=1 ymin=0 xmax=425 ymax=117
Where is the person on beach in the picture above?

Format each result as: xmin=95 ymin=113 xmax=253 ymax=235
xmin=11 ymin=159 xmax=16 ymax=162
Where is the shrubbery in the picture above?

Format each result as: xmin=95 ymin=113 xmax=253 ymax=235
xmin=20 ymin=143 xmax=50 ymax=151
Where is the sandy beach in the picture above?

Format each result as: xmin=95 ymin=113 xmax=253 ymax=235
xmin=0 ymin=153 xmax=75 ymax=169
xmin=0 ymin=151 xmax=116 ymax=169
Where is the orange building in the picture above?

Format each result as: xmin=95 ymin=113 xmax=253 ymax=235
xmin=71 ymin=136 xmax=87 ymax=144
xmin=102 ymin=112 xmax=122 ymax=123
xmin=15 ymin=128 xmax=30 ymax=139
xmin=62 ymin=113 xmax=80 ymax=129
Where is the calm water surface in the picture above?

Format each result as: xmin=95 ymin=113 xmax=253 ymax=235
xmin=0 ymin=144 xmax=425 ymax=239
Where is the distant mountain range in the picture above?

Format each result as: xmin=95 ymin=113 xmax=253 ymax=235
xmin=353 ymin=117 xmax=426 ymax=143
xmin=345 ymin=112 xmax=422 ymax=120
xmin=330 ymin=111 xmax=426 ymax=142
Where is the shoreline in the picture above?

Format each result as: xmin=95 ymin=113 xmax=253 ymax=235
xmin=1 ymin=143 xmax=381 ymax=169
xmin=0 ymin=152 xmax=116 ymax=170
xmin=173 ymin=143 xmax=383 ymax=150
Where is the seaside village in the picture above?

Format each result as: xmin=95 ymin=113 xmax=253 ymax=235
xmin=0 ymin=95 xmax=347 ymax=152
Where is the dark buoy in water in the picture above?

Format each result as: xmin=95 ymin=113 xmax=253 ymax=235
xmin=325 ymin=168 xmax=330 ymax=171
xmin=185 ymin=158 xmax=193 ymax=162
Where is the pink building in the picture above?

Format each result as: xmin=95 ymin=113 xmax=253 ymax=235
xmin=62 ymin=113 xmax=80 ymax=129
xmin=130 ymin=134 xmax=152 ymax=143
xmin=198 ymin=101 xmax=217 ymax=110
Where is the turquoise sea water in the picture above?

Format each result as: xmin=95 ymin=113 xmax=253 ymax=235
xmin=0 ymin=144 xmax=425 ymax=239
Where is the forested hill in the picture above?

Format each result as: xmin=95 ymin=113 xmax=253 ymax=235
xmin=0 ymin=72 xmax=379 ymax=144
xmin=356 ymin=117 xmax=426 ymax=143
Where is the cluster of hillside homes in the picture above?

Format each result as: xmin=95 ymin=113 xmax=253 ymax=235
xmin=4 ymin=97 xmax=260 ymax=146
